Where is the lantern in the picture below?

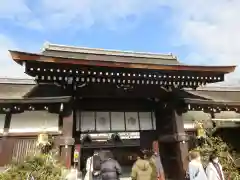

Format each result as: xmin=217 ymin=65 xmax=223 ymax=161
xmin=196 ymin=122 xmax=206 ymax=138
xmin=110 ymin=133 xmax=122 ymax=143
xmin=37 ymin=133 xmax=50 ymax=146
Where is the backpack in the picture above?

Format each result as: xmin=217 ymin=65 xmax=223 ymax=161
xmin=185 ymin=168 xmax=200 ymax=180
xmin=92 ymin=155 xmax=101 ymax=171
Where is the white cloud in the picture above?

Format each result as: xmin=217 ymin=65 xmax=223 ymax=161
xmin=0 ymin=0 xmax=162 ymax=78
xmin=0 ymin=0 xmax=162 ymax=79
xmin=165 ymin=0 xmax=240 ymax=85
xmin=0 ymin=0 xmax=239 ymax=85
xmin=0 ymin=0 xmax=42 ymax=30
xmin=0 ymin=34 xmax=30 ymax=78
xmin=0 ymin=0 xmax=161 ymax=31
xmin=0 ymin=0 xmax=30 ymax=19
xmin=38 ymin=0 xmax=160 ymax=29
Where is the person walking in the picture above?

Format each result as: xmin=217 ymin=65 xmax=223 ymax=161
xmin=150 ymin=151 xmax=165 ymax=180
xmin=84 ymin=155 xmax=92 ymax=180
xmin=187 ymin=151 xmax=208 ymax=180
xmin=84 ymin=151 xmax=102 ymax=180
xmin=65 ymin=167 xmax=78 ymax=180
xmin=131 ymin=150 xmax=154 ymax=180
xmin=206 ymin=153 xmax=225 ymax=180
xmin=100 ymin=151 xmax=121 ymax=180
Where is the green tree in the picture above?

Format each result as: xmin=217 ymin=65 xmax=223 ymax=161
xmin=191 ymin=122 xmax=240 ymax=180
xmin=0 ymin=151 xmax=66 ymax=180
xmin=0 ymin=133 xmax=67 ymax=180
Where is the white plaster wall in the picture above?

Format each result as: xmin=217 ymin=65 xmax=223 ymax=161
xmin=215 ymin=111 xmax=240 ymax=120
xmin=9 ymin=111 xmax=59 ymax=133
xmin=182 ymin=111 xmax=211 ymax=122
xmin=184 ymin=123 xmax=195 ymax=129
xmin=0 ymin=114 xmax=5 ymax=133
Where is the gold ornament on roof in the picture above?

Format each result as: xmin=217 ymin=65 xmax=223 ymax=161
xmin=195 ymin=121 xmax=206 ymax=138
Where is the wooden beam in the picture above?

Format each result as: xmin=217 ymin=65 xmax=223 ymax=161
xmin=57 ymin=111 xmax=74 ymax=168
xmin=155 ymin=99 xmax=188 ymax=180
xmin=3 ymin=113 xmax=11 ymax=134
xmin=58 ymin=114 xmax=63 ymax=132
xmin=75 ymin=84 xmax=167 ymax=99
xmin=74 ymin=98 xmax=155 ymax=111
xmin=23 ymin=61 xmax=229 ymax=88
xmin=0 ymin=137 xmax=16 ymax=166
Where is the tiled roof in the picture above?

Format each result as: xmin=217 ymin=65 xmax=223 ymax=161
xmin=0 ymin=78 xmax=239 ymax=121
xmin=42 ymin=42 xmax=178 ymax=60
xmin=186 ymin=87 xmax=240 ymax=102
xmin=0 ymin=83 xmax=35 ymax=99
xmin=0 ymin=78 xmax=240 ymax=104
xmin=41 ymin=42 xmax=181 ymax=65
xmin=0 ymin=78 xmax=35 ymax=85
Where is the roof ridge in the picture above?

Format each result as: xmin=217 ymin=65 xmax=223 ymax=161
xmin=42 ymin=42 xmax=178 ymax=60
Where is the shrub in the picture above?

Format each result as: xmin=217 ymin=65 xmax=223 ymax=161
xmin=0 ymin=150 xmax=66 ymax=180
xmin=191 ymin=123 xmax=240 ymax=180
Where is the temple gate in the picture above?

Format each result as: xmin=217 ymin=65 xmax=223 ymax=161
xmin=0 ymin=43 xmax=238 ymax=179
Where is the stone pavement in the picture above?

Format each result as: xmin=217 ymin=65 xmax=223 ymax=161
xmin=65 ymin=169 xmax=132 ymax=180
xmin=0 ymin=167 xmax=6 ymax=172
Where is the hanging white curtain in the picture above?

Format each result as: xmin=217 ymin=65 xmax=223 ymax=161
xmin=96 ymin=112 xmax=110 ymax=131
xmin=125 ymin=112 xmax=139 ymax=131
xmin=139 ymin=112 xmax=153 ymax=130
xmin=110 ymin=112 xmax=125 ymax=131
xmin=79 ymin=111 xmax=155 ymax=132
xmin=81 ymin=111 xmax=95 ymax=131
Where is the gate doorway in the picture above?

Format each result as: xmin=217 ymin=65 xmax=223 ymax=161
xmin=79 ymin=137 xmax=140 ymax=178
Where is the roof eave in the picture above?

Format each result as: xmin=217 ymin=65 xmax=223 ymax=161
xmin=9 ymin=50 xmax=237 ymax=74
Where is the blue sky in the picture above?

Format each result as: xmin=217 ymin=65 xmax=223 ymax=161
xmin=0 ymin=0 xmax=239 ymax=85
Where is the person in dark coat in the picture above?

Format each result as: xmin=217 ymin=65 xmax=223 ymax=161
xmin=100 ymin=151 xmax=121 ymax=180
xmin=92 ymin=151 xmax=102 ymax=180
